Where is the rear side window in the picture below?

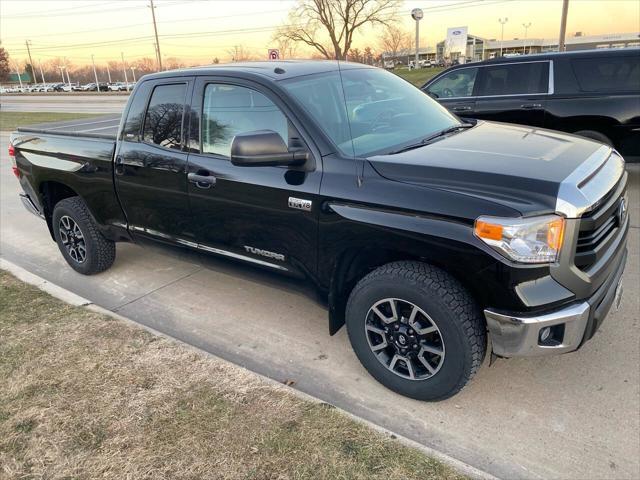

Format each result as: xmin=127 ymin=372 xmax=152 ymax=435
xmin=201 ymin=84 xmax=288 ymax=158
xmin=426 ymin=68 xmax=478 ymax=98
xmin=142 ymin=83 xmax=187 ymax=149
xmin=477 ymin=62 xmax=549 ymax=96
xmin=571 ymin=55 xmax=640 ymax=92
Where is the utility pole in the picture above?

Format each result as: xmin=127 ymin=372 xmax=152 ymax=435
xmin=121 ymin=52 xmax=129 ymax=92
xmin=91 ymin=54 xmax=101 ymax=92
xmin=498 ymin=18 xmax=508 ymax=57
xmin=130 ymin=67 xmax=136 ymax=82
xmin=558 ymin=0 xmax=569 ymax=52
xmin=149 ymin=0 xmax=162 ymax=70
xmin=411 ymin=8 xmax=423 ymax=67
xmin=522 ymin=22 xmax=532 ymax=54
xmin=25 ymin=40 xmax=35 ymax=84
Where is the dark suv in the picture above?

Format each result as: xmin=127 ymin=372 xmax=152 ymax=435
xmin=422 ymin=48 xmax=640 ymax=161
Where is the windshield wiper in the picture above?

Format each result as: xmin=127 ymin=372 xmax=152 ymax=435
xmin=387 ymin=123 xmax=473 ymax=155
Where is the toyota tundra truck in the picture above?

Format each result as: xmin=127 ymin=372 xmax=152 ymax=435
xmin=9 ymin=61 xmax=629 ymax=400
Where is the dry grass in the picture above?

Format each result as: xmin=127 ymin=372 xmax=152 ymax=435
xmin=0 ymin=270 xmax=466 ymax=480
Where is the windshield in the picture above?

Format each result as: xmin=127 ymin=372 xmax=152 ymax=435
xmin=281 ymin=67 xmax=460 ymax=157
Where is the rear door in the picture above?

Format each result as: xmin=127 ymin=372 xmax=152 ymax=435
xmin=114 ymin=77 xmax=195 ymax=242
xmin=422 ymin=67 xmax=478 ymax=116
xmin=473 ymin=61 xmax=550 ymax=127
xmin=184 ymin=77 xmax=321 ymax=277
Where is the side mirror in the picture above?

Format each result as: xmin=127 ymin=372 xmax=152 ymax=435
xmin=230 ymin=130 xmax=308 ymax=167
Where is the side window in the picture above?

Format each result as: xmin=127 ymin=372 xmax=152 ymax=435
xmin=142 ymin=83 xmax=187 ymax=149
xmin=202 ymin=84 xmax=288 ymax=157
xmin=571 ymin=55 xmax=640 ymax=92
xmin=121 ymin=81 xmax=152 ymax=140
xmin=427 ymin=68 xmax=478 ymax=98
xmin=477 ymin=62 xmax=549 ymax=96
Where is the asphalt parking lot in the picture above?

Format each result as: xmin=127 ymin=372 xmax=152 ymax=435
xmin=1 ymin=127 xmax=638 ymax=479
xmin=0 ymin=94 xmax=128 ymax=113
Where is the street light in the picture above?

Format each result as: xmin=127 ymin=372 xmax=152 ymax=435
xmin=130 ymin=67 xmax=136 ymax=83
xmin=498 ymin=17 xmax=508 ymax=57
xmin=522 ymin=22 xmax=532 ymax=54
xmin=411 ymin=8 xmax=424 ymax=67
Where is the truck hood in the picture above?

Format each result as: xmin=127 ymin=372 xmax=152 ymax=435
xmin=369 ymin=121 xmax=608 ymax=216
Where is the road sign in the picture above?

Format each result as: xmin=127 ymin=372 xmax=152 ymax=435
xmin=268 ymin=49 xmax=280 ymax=60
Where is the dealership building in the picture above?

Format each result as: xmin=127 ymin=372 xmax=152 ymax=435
xmin=384 ymin=29 xmax=640 ymax=64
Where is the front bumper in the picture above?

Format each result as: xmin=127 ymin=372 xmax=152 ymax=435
xmin=485 ymin=248 xmax=627 ymax=357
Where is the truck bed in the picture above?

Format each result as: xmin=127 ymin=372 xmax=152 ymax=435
xmin=16 ymin=114 xmax=121 ymax=139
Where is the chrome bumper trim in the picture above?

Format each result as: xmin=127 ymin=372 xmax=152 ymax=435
xmin=19 ymin=194 xmax=44 ymax=218
xmin=485 ymin=302 xmax=590 ymax=357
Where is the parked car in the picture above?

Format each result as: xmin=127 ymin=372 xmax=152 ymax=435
xmin=9 ymin=61 xmax=629 ymax=400
xmin=409 ymin=60 xmax=428 ymax=70
xmin=422 ymin=48 xmax=640 ymax=161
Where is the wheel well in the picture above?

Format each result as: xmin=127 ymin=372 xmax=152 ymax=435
xmin=328 ymin=248 xmax=485 ymax=335
xmin=40 ymin=181 xmax=79 ymax=239
xmin=328 ymin=248 xmax=420 ymax=335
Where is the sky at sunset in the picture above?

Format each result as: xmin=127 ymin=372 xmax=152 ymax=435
xmin=1 ymin=0 xmax=639 ymax=67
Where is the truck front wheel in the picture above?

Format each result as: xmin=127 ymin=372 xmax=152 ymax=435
xmin=345 ymin=261 xmax=486 ymax=401
xmin=52 ymin=197 xmax=116 ymax=275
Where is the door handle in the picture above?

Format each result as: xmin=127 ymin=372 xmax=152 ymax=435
xmin=520 ymin=103 xmax=542 ymax=109
xmin=452 ymin=105 xmax=472 ymax=112
xmin=188 ymin=172 xmax=216 ymax=189
xmin=115 ymin=155 xmax=124 ymax=175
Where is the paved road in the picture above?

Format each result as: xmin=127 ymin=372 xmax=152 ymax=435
xmin=1 ymin=94 xmax=127 ymax=113
xmin=1 ymin=132 xmax=638 ymax=479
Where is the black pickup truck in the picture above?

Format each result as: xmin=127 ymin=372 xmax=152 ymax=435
xmin=9 ymin=61 xmax=629 ymax=400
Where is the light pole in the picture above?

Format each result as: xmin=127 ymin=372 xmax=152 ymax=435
xmin=558 ymin=0 xmax=569 ymax=52
xmin=130 ymin=67 xmax=136 ymax=83
xmin=14 ymin=63 xmax=24 ymax=89
xmin=411 ymin=8 xmax=423 ymax=67
xmin=38 ymin=60 xmax=46 ymax=87
xmin=91 ymin=54 xmax=101 ymax=92
xmin=58 ymin=65 xmax=66 ymax=84
xmin=498 ymin=17 xmax=508 ymax=57
xmin=106 ymin=63 xmax=112 ymax=84
xmin=121 ymin=52 xmax=129 ymax=92
xmin=522 ymin=22 xmax=531 ymax=54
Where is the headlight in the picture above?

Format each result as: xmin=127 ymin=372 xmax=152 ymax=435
xmin=474 ymin=215 xmax=565 ymax=263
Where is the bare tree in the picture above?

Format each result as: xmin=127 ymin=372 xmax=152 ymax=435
xmin=277 ymin=0 xmax=398 ymax=60
xmin=226 ymin=45 xmax=253 ymax=62
xmin=272 ymin=34 xmax=299 ymax=60
xmin=0 ymin=47 xmax=9 ymax=82
xmin=380 ymin=23 xmax=411 ymax=61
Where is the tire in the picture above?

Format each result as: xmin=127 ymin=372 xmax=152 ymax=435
xmin=573 ymin=130 xmax=613 ymax=147
xmin=52 ymin=197 xmax=116 ymax=275
xmin=346 ymin=261 xmax=486 ymax=401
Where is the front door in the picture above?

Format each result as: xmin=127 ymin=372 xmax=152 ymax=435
xmin=472 ymin=61 xmax=550 ymax=127
xmin=114 ymin=78 xmax=195 ymax=242
xmin=185 ymin=78 xmax=321 ymax=278
xmin=423 ymin=66 xmax=479 ymax=118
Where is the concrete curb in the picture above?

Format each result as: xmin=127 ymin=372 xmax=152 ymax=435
xmin=1 ymin=257 xmax=498 ymax=480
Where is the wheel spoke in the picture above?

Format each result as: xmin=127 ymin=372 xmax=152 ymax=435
xmin=73 ymin=225 xmax=83 ymax=239
xmin=420 ymin=344 xmax=443 ymax=356
xmin=59 ymin=229 xmax=69 ymax=243
xmin=418 ymin=354 xmax=436 ymax=375
xmin=366 ymin=324 xmax=385 ymax=336
xmin=405 ymin=357 xmax=416 ymax=379
xmin=372 ymin=305 xmax=395 ymax=324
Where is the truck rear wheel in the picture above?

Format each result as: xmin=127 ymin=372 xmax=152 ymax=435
xmin=345 ymin=261 xmax=486 ymax=401
xmin=52 ymin=197 xmax=116 ymax=275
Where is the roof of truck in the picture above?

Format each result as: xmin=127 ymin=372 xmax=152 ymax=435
xmin=144 ymin=60 xmax=376 ymax=81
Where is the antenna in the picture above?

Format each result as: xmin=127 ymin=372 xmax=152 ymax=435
xmin=335 ymin=58 xmax=364 ymax=187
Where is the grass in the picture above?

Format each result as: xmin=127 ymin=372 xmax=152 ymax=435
xmin=0 ymin=270 xmax=467 ymax=480
xmin=394 ymin=67 xmax=446 ymax=86
xmin=0 ymin=112 xmax=104 ymax=131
